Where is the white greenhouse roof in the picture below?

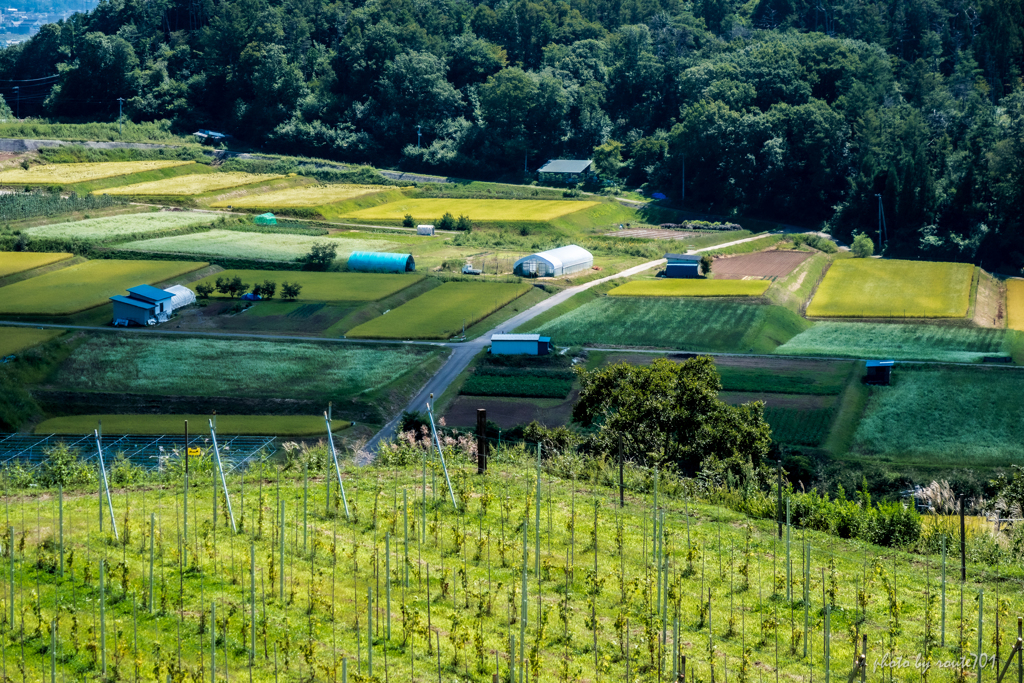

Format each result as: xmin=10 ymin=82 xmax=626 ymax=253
xmin=515 ymin=244 xmax=593 ymax=271
xmin=164 ymin=284 xmax=196 ymax=311
xmin=492 ymin=334 xmax=541 ymax=342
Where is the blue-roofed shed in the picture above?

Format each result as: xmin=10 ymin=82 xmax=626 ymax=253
xmin=111 ymin=285 xmax=175 ymax=326
xmin=665 ymin=253 xmax=701 ymax=279
xmin=864 ymin=360 xmax=894 ymax=385
xmin=490 ymin=333 xmax=552 ymax=355
xmin=347 ymin=251 xmax=416 ymax=273
xmin=537 ymin=159 xmax=594 ymax=183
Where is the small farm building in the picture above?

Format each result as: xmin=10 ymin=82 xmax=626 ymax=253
xmin=347 ymin=251 xmax=416 ymax=273
xmin=864 ymin=360 xmax=894 ymax=385
xmin=193 ymin=129 xmax=229 ymax=145
xmin=514 ymin=245 xmax=593 ymax=277
xmin=417 ymin=224 xmax=435 ymax=236
xmin=254 ymin=213 xmax=277 ymax=225
xmin=665 ymin=253 xmax=702 ymax=279
xmin=537 ymin=159 xmax=594 ymax=183
xmin=164 ymin=285 xmax=196 ymax=310
xmin=491 ymin=333 xmax=551 ymax=356
xmin=110 ymin=285 xmax=173 ymax=326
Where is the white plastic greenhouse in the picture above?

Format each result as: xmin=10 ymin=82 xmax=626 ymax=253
xmin=164 ymin=285 xmax=197 ymax=312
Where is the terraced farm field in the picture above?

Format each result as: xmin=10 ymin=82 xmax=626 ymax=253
xmin=96 ymin=172 xmax=285 ymax=195
xmin=806 ymin=259 xmax=975 ymax=318
xmin=119 ymin=229 xmax=398 ymax=261
xmin=0 ymin=259 xmax=207 ymax=314
xmin=0 ymin=160 xmax=192 ymax=184
xmin=712 ymin=250 xmax=811 ymax=279
xmin=776 ymin=322 xmax=1009 ymax=362
xmin=343 ymin=198 xmax=598 ymax=222
xmin=609 ymin=279 xmax=770 ymax=296
xmin=211 ymin=184 xmax=386 ymax=208
xmin=0 ymin=251 xmax=72 ymax=277
xmin=34 ymin=414 xmax=343 ymax=436
xmin=0 ymin=326 xmax=64 ymax=355
xmin=1008 ymin=279 xmax=1024 ymax=331
xmin=347 ymin=281 xmax=531 ymax=339
xmin=24 ymin=211 xmax=215 ymax=240
xmin=190 ymin=269 xmax=423 ymax=301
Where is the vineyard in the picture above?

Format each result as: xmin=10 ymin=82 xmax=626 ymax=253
xmin=97 ymin=173 xmax=286 ymax=196
xmin=0 ymin=438 xmax=1019 ymax=683
xmin=0 ymin=161 xmax=193 ymax=184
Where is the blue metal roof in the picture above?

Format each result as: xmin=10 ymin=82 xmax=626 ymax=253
xmin=110 ymin=295 xmax=156 ymax=310
xmin=347 ymin=252 xmax=415 ymax=273
xmin=538 ymin=159 xmax=593 ymax=174
xmin=865 ymin=360 xmax=895 ymax=367
xmin=665 ymin=253 xmax=701 ymax=262
xmin=127 ymin=285 xmax=173 ymax=302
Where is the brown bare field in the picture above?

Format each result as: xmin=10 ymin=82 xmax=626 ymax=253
xmin=712 ymin=250 xmax=811 ymax=279
xmin=604 ymin=228 xmax=699 ymax=240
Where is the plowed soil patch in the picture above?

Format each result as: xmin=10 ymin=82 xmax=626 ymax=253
xmin=713 ymin=250 xmax=810 ymax=279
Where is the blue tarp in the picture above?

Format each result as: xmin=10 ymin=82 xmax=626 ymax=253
xmin=240 ymin=293 xmax=262 ymax=301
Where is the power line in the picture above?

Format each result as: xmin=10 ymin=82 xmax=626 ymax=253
xmin=0 ymin=75 xmax=59 ymax=83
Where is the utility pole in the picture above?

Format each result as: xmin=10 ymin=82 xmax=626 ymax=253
xmin=117 ymin=97 xmax=125 ymax=137
xmin=417 ymin=124 xmax=421 ymax=149
xmin=875 ymin=194 xmax=887 ymax=251
xmin=12 ymin=86 xmax=18 ymax=119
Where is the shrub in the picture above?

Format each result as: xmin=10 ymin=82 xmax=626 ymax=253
xmin=403 ymin=214 xmax=415 ymax=228
xmin=281 ymin=281 xmax=303 ymax=300
xmin=303 ymin=241 xmax=338 ymax=270
xmin=195 ymin=282 xmax=214 ymax=298
xmin=436 ymin=212 xmax=456 ymax=231
xmin=852 ymin=232 xmax=874 ymax=257
xmin=456 ymin=214 xmax=472 ymax=232
xmin=38 ymin=443 xmax=95 ymax=489
xmin=700 ymin=254 xmax=713 ymax=275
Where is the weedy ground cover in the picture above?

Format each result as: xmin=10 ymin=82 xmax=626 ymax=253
xmin=96 ymin=172 xmax=286 ymax=195
xmin=609 ymin=279 xmax=770 ymax=297
xmin=806 ymin=259 xmax=975 ymax=318
xmin=191 ymin=269 xmax=424 ymax=302
xmin=34 ymin=414 xmax=343 ymax=435
xmin=775 ymin=322 xmax=1009 ymax=362
xmin=853 ymin=364 xmax=1024 ymax=467
xmin=525 ymin=298 xmax=810 ymax=353
xmin=764 ymin=405 xmax=835 ymax=446
xmin=0 ymin=259 xmax=207 ymax=314
xmin=24 ymin=211 xmax=216 ymax=240
xmin=118 ymin=229 xmax=399 ymax=262
xmin=344 ymin=198 xmax=599 ymax=222
xmin=52 ymin=336 xmax=442 ymax=398
xmin=0 ymin=251 xmax=72 ymax=277
xmin=461 ymin=366 xmax=576 ymax=398
xmin=0 ymin=445 xmax=1018 ymax=683
xmin=347 ymin=281 xmax=531 ymax=339
xmin=1007 ymin=279 xmax=1024 ymax=331
xmin=211 ymin=184 xmax=388 ymax=208
xmin=717 ymin=361 xmax=852 ymax=395
xmin=0 ymin=326 xmax=64 ymax=355
xmin=0 ymin=160 xmax=193 ymax=184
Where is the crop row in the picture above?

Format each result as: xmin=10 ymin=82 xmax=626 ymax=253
xmin=461 ymin=372 xmax=575 ymax=398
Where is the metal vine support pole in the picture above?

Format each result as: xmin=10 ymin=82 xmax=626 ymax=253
xmin=803 ymin=542 xmax=810 ymax=657
xmin=403 ymin=490 xmax=409 ymax=588
xmin=324 ymin=413 xmax=351 ymax=520
xmin=209 ymin=420 xmax=237 ymax=533
xmin=994 ymin=619 xmax=1021 ymax=683
xmin=94 ymin=430 xmax=119 ymax=541
xmin=367 ymin=588 xmax=373 ymax=678
xmin=786 ymin=499 xmax=791 ymax=601
xmin=824 ymin=605 xmax=830 ymax=683
xmin=777 ymin=460 xmax=784 ymax=539
xmin=960 ymin=496 xmax=966 ymax=582
xmin=520 ymin=521 xmax=528 ymax=683
xmin=58 ymin=484 xmax=63 ymax=578
xmin=250 ymin=542 xmax=256 ymax=666
xmin=148 ymin=513 xmax=155 ymax=612
xmin=303 ymin=465 xmax=308 ymax=553
xmin=279 ymin=501 xmax=285 ymax=600
xmin=100 ymin=559 xmax=106 ymax=675
xmin=618 ymin=434 xmax=624 ymax=507
xmin=211 ymin=601 xmax=216 ymax=683
xmin=8 ymin=525 xmax=13 ymax=626
xmin=385 ymin=533 xmax=391 ymax=640
xmin=941 ymin=537 xmax=947 ymax=646
xmin=535 ymin=444 xmax=541 ymax=577
xmin=49 ymin=620 xmax=55 ymax=683
xmin=184 ymin=421 xmax=189 ymax=569
xmin=978 ymin=590 xmax=984 ymax=683
xmin=426 ymin=395 xmax=457 ymax=509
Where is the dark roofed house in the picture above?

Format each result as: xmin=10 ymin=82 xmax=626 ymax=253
xmin=537 ymin=159 xmax=594 ymax=183
xmin=664 ymin=253 xmax=702 ymax=279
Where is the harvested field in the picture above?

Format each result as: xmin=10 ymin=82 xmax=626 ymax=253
xmin=711 ymin=250 xmax=811 ymax=279
xmin=604 ymin=228 xmax=699 ymax=240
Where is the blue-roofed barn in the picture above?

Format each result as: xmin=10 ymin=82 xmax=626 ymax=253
xmin=110 ymin=285 xmax=174 ymax=326
xmin=665 ymin=252 xmax=702 ymax=279
xmin=864 ymin=360 xmax=894 ymax=385
xmin=490 ymin=334 xmax=551 ymax=356
xmin=347 ymin=251 xmax=416 ymax=273
xmin=537 ymin=159 xmax=594 ymax=183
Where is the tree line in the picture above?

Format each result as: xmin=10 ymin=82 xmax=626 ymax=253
xmin=5 ymin=0 xmax=1024 ymax=268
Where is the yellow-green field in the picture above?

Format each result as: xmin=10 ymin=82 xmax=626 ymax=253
xmin=191 ymin=269 xmax=423 ymax=302
xmin=609 ymin=279 xmax=771 ymax=296
xmin=0 ymin=160 xmax=192 ymax=184
xmin=806 ymin=259 xmax=975 ymax=318
xmin=343 ymin=198 xmax=599 ymax=222
xmin=96 ymin=172 xmax=286 ymax=195
xmin=0 ymin=259 xmax=207 ymax=315
xmin=0 ymin=326 xmax=64 ymax=355
xmin=210 ymin=184 xmax=386 ymax=208
xmin=1008 ymin=279 xmax=1024 ymax=331
xmin=34 ymin=414 xmax=344 ymax=436
xmin=0 ymin=251 xmax=72 ymax=277
xmin=347 ymin=281 xmax=531 ymax=339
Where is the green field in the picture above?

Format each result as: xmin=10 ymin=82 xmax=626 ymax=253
xmin=718 ymin=361 xmax=853 ymax=394
xmin=609 ymin=279 xmax=770 ymax=297
xmin=191 ymin=269 xmax=424 ymax=302
xmin=0 ymin=251 xmax=72 ymax=277
xmin=524 ymin=297 xmax=811 ymax=353
xmin=347 ymin=282 xmax=531 ymax=339
xmin=119 ymin=229 xmax=399 ymax=262
xmin=0 ymin=259 xmax=207 ymax=315
xmin=853 ymin=365 xmax=1024 ymax=467
xmin=775 ymin=322 xmax=1010 ymax=362
xmin=461 ymin=366 xmax=576 ymax=398
xmin=764 ymin=405 xmax=835 ymax=446
xmin=34 ymin=414 xmax=345 ymax=436
xmin=53 ymin=336 xmax=441 ymax=398
xmin=343 ymin=198 xmax=598 ymax=222
xmin=24 ymin=211 xmax=216 ymax=240
xmin=806 ymin=259 xmax=975 ymax=318
xmin=0 ymin=326 xmax=64 ymax=355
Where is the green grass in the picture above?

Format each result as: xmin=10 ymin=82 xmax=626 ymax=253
xmin=0 ymin=259 xmax=207 ymax=314
xmin=461 ymin=367 xmax=576 ymax=398
xmin=852 ymin=365 xmax=1024 ymax=467
xmin=24 ymin=211 xmax=217 ymax=241
xmin=346 ymin=282 xmax=531 ymax=339
xmin=765 ymin=252 xmax=830 ymax=313
xmin=53 ymin=336 xmax=442 ymax=399
xmin=703 ymin=233 xmax=785 ymax=256
xmin=524 ymin=298 xmax=811 ymax=353
xmin=118 ymin=229 xmax=400 ymax=262
xmin=190 ymin=269 xmax=424 ymax=302
xmin=775 ymin=322 xmax=1011 ymax=362
xmin=0 ymin=326 xmax=64 ymax=355
xmin=0 ymin=119 xmax=194 ymax=144
xmin=0 ymin=251 xmax=72 ymax=277
xmin=806 ymin=259 xmax=975 ymax=318
xmin=34 ymin=414 xmax=345 ymax=436
xmin=764 ymin=405 xmax=834 ymax=446
xmin=718 ymin=362 xmax=853 ymax=394
xmin=609 ymin=279 xmax=770 ymax=297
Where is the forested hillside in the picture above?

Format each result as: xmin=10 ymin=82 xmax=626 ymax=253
xmin=3 ymin=0 xmax=1024 ymax=267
